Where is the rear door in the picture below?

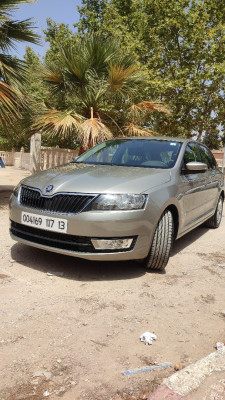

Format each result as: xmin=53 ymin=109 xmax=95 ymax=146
xmin=198 ymin=144 xmax=221 ymax=213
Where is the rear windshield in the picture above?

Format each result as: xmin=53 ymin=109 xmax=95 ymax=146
xmin=75 ymin=139 xmax=182 ymax=169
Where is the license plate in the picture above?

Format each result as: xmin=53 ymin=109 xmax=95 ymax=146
xmin=21 ymin=212 xmax=68 ymax=233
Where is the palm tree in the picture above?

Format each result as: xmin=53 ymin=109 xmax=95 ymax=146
xmin=36 ymin=36 xmax=169 ymax=153
xmin=0 ymin=0 xmax=40 ymax=126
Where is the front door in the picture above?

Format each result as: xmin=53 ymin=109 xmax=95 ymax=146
xmin=179 ymin=142 xmax=209 ymax=231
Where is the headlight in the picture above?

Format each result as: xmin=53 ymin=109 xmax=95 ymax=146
xmin=13 ymin=183 xmax=21 ymax=199
xmin=91 ymin=194 xmax=147 ymax=210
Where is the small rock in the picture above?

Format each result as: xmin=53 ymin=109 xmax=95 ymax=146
xmin=220 ymin=311 xmax=225 ymax=317
xmin=31 ymin=379 xmax=39 ymax=385
xmin=83 ymin=322 xmax=88 ymax=326
xmin=44 ymin=372 xmax=52 ymax=380
xmin=216 ymin=342 xmax=225 ymax=350
xmin=33 ymin=371 xmax=52 ymax=380
xmin=33 ymin=371 xmax=44 ymax=377
xmin=57 ymin=359 xmax=62 ymax=364
xmin=70 ymin=381 xmax=77 ymax=386
xmin=43 ymin=390 xmax=50 ymax=397
xmin=9 ymin=259 xmax=15 ymax=263
xmin=57 ymin=386 xmax=66 ymax=395
xmin=174 ymin=364 xmax=180 ymax=371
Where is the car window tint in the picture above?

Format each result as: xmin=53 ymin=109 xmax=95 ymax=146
xmin=183 ymin=143 xmax=201 ymax=165
xmin=199 ymin=145 xmax=217 ymax=169
xmin=77 ymin=139 xmax=182 ymax=168
xmin=80 ymin=142 xmax=120 ymax=163
xmin=112 ymin=140 xmax=182 ymax=168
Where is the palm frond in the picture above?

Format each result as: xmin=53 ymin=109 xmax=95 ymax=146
xmin=124 ymin=123 xmax=156 ymax=137
xmin=85 ymin=36 xmax=119 ymax=74
xmin=108 ymin=64 xmax=137 ymax=90
xmin=33 ymin=109 xmax=83 ymax=138
xmin=0 ymin=0 xmax=36 ymax=12
xmin=81 ymin=79 xmax=108 ymax=115
xmin=0 ymin=80 xmax=23 ymax=123
xmin=46 ymin=37 xmax=119 ymax=95
xmin=41 ymin=64 xmax=66 ymax=97
xmin=0 ymin=19 xmax=40 ymax=52
xmin=107 ymin=52 xmax=148 ymax=97
xmin=60 ymin=43 xmax=89 ymax=85
xmin=41 ymin=68 xmax=63 ymax=84
xmin=0 ymin=54 xmax=27 ymax=86
xmin=80 ymin=118 xmax=113 ymax=148
xmin=131 ymin=101 xmax=171 ymax=114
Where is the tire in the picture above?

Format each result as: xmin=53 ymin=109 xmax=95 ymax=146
xmin=145 ymin=210 xmax=174 ymax=271
xmin=205 ymin=195 xmax=223 ymax=229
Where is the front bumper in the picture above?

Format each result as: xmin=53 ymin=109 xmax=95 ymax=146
xmin=9 ymin=194 xmax=156 ymax=261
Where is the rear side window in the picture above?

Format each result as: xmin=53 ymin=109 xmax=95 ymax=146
xmin=199 ymin=145 xmax=217 ymax=169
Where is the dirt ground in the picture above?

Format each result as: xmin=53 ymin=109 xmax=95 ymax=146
xmin=0 ymin=170 xmax=225 ymax=400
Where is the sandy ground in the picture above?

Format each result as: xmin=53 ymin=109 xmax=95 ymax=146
xmin=0 ymin=168 xmax=225 ymax=400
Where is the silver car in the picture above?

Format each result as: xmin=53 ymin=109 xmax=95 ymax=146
xmin=9 ymin=137 xmax=224 ymax=271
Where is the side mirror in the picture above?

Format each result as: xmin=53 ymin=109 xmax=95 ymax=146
xmin=186 ymin=161 xmax=208 ymax=171
xmin=72 ymin=156 xmax=79 ymax=162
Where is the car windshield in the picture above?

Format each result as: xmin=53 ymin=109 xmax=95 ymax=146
xmin=75 ymin=139 xmax=182 ymax=169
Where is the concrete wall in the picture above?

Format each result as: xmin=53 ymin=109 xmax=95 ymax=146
xmin=0 ymin=146 xmax=78 ymax=172
xmin=212 ymin=149 xmax=224 ymax=168
xmin=0 ymin=151 xmax=14 ymax=166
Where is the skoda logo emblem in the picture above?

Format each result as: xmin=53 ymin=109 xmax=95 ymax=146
xmin=45 ymin=185 xmax=54 ymax=193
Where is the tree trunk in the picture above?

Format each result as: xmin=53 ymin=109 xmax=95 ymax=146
xmin=197 ymin=128 xmax=203 ymax=141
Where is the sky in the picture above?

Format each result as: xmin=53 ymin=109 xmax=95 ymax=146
xmin=11 ymin=0 xmax=82 ymax=59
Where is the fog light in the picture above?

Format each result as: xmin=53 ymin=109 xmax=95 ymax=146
xmin=91 ymin=238 xmax=134 ymax=250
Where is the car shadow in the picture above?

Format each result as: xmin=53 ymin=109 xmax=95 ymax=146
xmin=10 ymin=243 xmax=146 ymax=281
xmin=171 ymin=224 xmax=209 ymax=257
xmin=0 ymin=185 xmax=15 ymax=192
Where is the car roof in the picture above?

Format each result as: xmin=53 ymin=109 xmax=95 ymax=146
xmin=106 ymin=136 xmax=190 ymax=143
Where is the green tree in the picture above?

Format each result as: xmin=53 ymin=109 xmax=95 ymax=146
xmin=76 ymin=0 xmax=107 ymax=34
xmin=44 ymin=18 xmax=75 ymax=63
xmin=35 ymin=36 xmax=168 ymax=152
xmin=202 ymin=131 xmax=221 ymax=150
xmin=2 ymin=46 xmax=45 ymax=151
xmin=76 ymin=0 xmax=225 ymax=141
xmin=0 ymin=0 xmax=39 ymax=127
xmin=23 ymin=46 xmax=45 ymax=101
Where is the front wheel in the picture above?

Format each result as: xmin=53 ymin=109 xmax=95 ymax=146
xmin=205 ymin=195 xmax=223 ymax=229
xmin=145 ymin=210 xmax=174 ymax=271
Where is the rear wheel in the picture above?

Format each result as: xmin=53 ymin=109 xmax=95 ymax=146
xmin=145 ymin=210 xmax=174 ymax=271
xmin=205 ymin=195 xmax=223 ymax=229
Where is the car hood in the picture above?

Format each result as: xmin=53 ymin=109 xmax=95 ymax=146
xmin=21 ymin=163 xmax=171 ymax=195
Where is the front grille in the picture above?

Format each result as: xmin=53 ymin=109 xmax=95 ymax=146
xmin=10 ymin=221 xmax=95 ymax=252
xmin=20 ymin=186 xmax=95 ymax=214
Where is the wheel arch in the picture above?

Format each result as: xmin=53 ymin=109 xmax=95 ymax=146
xmin=165 ymin=204 xmax=179 ymax=239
